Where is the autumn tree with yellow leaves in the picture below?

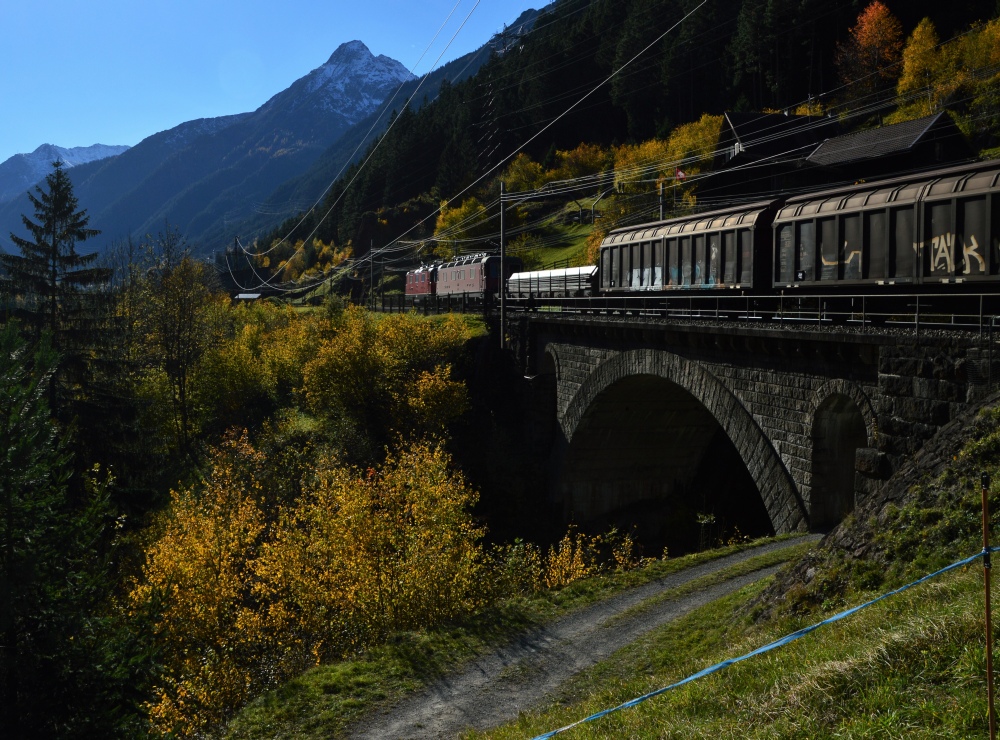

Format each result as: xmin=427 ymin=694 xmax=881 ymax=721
xmin=130 ymin=432 xmax=271 ymax=736
xmin=887 ymin=16 xmax=1000 ymax=147
xmin=586 ymin=114 xmax=724 ymax=264
xmin=432 ymin=197 xmax=493 ymax=259
xmin=131 ymin=436 xmax=486 ymax=737
xmin=301 ymin=306 xmax=476 ymax=448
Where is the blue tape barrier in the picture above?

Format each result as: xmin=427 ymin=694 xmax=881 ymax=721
xmin=532 ymin=548 xmax=994 ymax=739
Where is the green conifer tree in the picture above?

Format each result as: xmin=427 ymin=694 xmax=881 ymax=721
xmin=2 ymin=161 xmax=106 ymax=341
xmin=0 ymin=324 xmax=151 ymax=739
xmin=1 ymin=161 xmax=110 ymax=418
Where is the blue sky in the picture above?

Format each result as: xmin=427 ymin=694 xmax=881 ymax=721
xmin=0 ymin=1 xmax=543 ymax=164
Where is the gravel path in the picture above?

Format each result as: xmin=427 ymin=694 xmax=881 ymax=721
xmin=348 ymin=535 xmax=821 ymax=739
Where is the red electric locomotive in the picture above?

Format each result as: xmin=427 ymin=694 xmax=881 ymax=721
xmin=405 ymin=253 xmax=523 ymax=306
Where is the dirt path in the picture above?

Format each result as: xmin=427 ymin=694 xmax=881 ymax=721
xmin=348 ymin=535 xmax=820 ymax=739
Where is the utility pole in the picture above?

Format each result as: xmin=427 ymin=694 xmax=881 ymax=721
xmin=659 ymin=181 xmax=665 ymax=221
xmin=369 ymin=239 xmax=373 ymax=309
xmin=984 ymin=470 xmax=996 ymax=740
xmin=500 ymin=181 xmax=506 ymax=349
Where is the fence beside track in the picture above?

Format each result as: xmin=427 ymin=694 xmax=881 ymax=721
xmin=504 ymin=291 xmax=1000 ymax=336
xmin=531 ymin=546 xmax=994 ymax=739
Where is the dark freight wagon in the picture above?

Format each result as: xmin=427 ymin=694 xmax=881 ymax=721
xmin=597 ymin=201 xmax=781 ymax=295
xmin=594 ymin=160 xmax=1000 ymax=300
xmin=773 ymin=160 xmax=1000 ymax=290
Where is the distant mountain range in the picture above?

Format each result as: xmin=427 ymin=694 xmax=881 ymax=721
xmin=0 ymin=144 xmax=130 ymax=205
xmin=0 ymin=8 xmax=541 ymax=256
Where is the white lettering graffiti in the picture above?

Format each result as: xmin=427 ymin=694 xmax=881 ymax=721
xmin=964 ymin=234 xmax=986 ymax=275
xmin=931 ymin=232 xmax=954 ymax=273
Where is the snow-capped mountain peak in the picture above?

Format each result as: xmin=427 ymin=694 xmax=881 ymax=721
xmin=0 ymin=143 xmax=130 ymax=205
xmin=259 ymin=41 xmax=416 ymax=125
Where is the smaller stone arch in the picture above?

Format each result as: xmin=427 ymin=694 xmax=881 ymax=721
xmin=523 ymin=344 xmax=560 ymax=451
xmin=807 ymin=380 xmax=875 ymax=530
xmin=538 ymin=344 xmax=559 ymax=379
xmin=807 ymin=379 xmax=878 ymax=447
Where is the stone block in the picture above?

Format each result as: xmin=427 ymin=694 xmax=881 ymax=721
xmin=855 ymin=447 xmax=891 ymax=478
xmin=880 ymin=355 xmax=916 ymax=376
xmin=880 ymin=374 xmax=912 ymax=397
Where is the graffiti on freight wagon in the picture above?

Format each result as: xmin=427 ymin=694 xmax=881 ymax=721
xmin=928 ymin=232 xmax=986 ymax=275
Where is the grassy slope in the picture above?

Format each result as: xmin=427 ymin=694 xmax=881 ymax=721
xmin=471 ymin=400 xmax=1000 ymax=739
xmin=477 ymin=569 xmax=987 ymax=739
xmin=224 ymin=538 xmax=809 ymax=739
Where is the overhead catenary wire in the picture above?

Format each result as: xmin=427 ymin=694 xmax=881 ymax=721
xmin=233 ymin=4 xmax=991 ymax=294
xmin=241 ymin=0 xmax=481 ymax=267
xmin=254 ymin=0 xmax=711 ymax=295
xmin=229 ymin=0 xmax=487 ymax=292
xmin=234 ymin=3 xmax=836 ymax=290
xmin=235 ymin=1 xmax=714 ymax=294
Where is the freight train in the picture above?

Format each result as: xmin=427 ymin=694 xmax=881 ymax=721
xmin=407 ymin=160 xmax=1000 ymax=310
xmin=594 ymin=159 xmax=1000 ymax=297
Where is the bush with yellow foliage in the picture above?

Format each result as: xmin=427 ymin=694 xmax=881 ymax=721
xmin=433 ymin=197 xmax=493 ymax=259
xmin=132 ymin=435 xmax=486 ymax=737
xmin=888 ymin=16 xmax=1000 ymax=142
xmin=194 ymin=300 xmax=319 ymax=430
xmin=258 ymin=442 xmax=485 ymax=651
xmin=130 ymin=432 xmax=271 ymax=737
xmin=501 ymin=143 xmax=611 ymax=194
xmin=301 ymin=306 xmax=477 ymax=444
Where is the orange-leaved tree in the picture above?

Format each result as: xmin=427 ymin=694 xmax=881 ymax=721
xmin=836 ymin=1 xmax=904 ymax=104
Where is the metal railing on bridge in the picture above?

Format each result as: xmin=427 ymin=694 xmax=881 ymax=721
xmin=373 ymin=290 xmax=1000 ymax=397
xmin=505 ymin=291 xmax=1000 ymax=337
xmin=504 ymin=291 xmax=1000 ymax=399
xmin=377 ymin=292 xmax=491 ymax=315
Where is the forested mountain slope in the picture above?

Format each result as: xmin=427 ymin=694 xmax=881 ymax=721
xmin=258 ymin=0 xmax=999 ymax=267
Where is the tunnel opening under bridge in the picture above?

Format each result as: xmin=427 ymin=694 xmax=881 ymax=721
xmin=557 ymin=374 xmax=774 ymax=556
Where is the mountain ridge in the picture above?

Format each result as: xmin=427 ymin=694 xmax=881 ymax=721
xmin=0 ymin=40 xmax=418 ymax=253
xmin=0 ymin=143 xmax=130 ymax=205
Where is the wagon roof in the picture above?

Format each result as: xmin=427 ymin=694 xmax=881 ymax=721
xmin=509 ymin=265 xmax=596 ymax=280
xmin=602 ymin=200 xmax=777 ymax=245
xmin=776 ymin=158 xmax=1000 ymax=222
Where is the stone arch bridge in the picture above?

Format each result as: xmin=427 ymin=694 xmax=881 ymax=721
xmin=510 ymin=314 xmax=988 ymax=541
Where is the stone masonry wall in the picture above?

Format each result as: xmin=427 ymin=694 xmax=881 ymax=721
xmin=527 ymin=318 xmax=984 ymax=531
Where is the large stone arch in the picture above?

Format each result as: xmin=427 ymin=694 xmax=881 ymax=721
xmin=557 ymin=348 xmax=808 ymax=534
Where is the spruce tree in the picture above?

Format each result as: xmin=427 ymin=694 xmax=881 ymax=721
xmin=1 ymin=160 xmax=107 ymax=346
xmin=1 ymin=161 xmax=109 ymax=417
xmin=0 ymin=323 xmax=153 ymax=739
